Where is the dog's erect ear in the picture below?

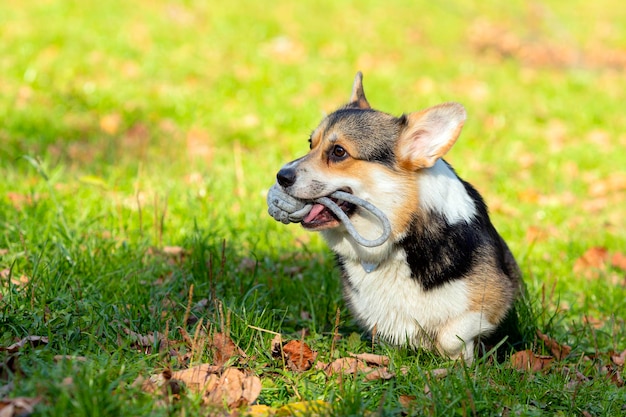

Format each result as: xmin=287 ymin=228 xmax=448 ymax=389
xmin=397 ymin=102 xmax=467 ymax=170
xmin=348 ymin=71 xmax=371 ymax=109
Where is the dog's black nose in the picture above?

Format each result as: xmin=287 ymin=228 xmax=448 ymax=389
xmin=276 ymin=167 xmax=296 ymax=187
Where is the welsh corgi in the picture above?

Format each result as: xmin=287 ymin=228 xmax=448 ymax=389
xmin=273 ymin=72 xmax=521 ymax=362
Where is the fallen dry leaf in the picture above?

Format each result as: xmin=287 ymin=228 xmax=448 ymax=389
xmin=204 ymin=367 xmax=261 ymax=408
xmin=574 ymin=247 xmax=609 ymax=277
xmin=611 ymin=252 xmax=626 ymax=271
xmin=171 ymin=364 xmax=221 ymax=393
xmin=1 ymin=336 xmax=48 ymax=353
xmin=186 ymin=127 xmax=214 ymax=163
xmin=562 ymin=366 xmax=590 ymax=388
xmin=135 ymin=371 xmax=183 ymax=400
xmin=611 ymin=349 xmax=626 ymax=367
xmin=582 ymin=315 xmax=606 ymax=329
xmin=537 ymin=330 xmax=571 ymax=361
xmin=280 ymin=340 xmax=317 ymax=372
xmin=0 ymin=397 xmax=41 ymax=417
xmin=122 ymin=328 xmax=168 ymax=353
xmin=141 ymin=365 xmax=261 ymax=410
xmin=210 ymin=332 xmax=244 ymax=367
xmin=348 ymin=352 xmax=390 ymax=366
xmin=510 ymin=350 xmax=554 ymax=372
xmin=469 ymin=18 xmax=626 ymax=71
xmin=0 ymin=269 xmax=29 ymax=287
xmin=399 ymin=394 xmax=417 ymax=410
xmin=317 ymin=357 xmax=395 ymax=381
xmin=145 ymin=246 xmax=188 ymax=265
xmin=271 ymin=335 xmax=317 ymax=372
xmin=99 ymin=113 xmax=122 ymax=135
xmin=162 ymin=246 xmax=187 ymax=257
xmin=427 ymin=368 xmax=449 ymax=379
xmin=601 ymin=364 xmax=625 ymax=387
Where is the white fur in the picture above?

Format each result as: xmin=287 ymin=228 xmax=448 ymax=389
xmin=437 ymin=312 xmax=496 ymax=361
xmin=340 ymin=247 xmax=489 ymax=359
xmin=418 ymin=160 xmax=477 ymax=225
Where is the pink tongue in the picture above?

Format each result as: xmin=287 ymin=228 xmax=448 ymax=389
xmin=303 ymin=204 xmax=325 ymax=223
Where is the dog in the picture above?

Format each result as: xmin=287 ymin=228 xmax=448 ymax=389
xmin=273 ymin=72 xmax=521 ymax=362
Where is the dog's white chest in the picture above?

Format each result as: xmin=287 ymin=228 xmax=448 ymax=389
xmin=342 ymin=248 xmax=469 ymax=346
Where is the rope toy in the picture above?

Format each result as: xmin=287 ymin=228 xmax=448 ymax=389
xmin=267 ymin=184 xmax=391 ymax=247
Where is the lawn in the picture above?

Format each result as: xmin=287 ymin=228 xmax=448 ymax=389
xmin=1 ymin=0 xmax=625 ymax=415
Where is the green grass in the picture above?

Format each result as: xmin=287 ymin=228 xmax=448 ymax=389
xmin=1 ymin=0 xmax=626 ymax=415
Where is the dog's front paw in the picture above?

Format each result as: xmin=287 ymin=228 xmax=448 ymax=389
xmin=267 ymin=183 xmax=312 ymax=224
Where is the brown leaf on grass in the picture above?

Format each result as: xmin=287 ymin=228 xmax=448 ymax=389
xmin=237 ymin=257 xmax=257 ymax=272
xmin=582 ymin=315 xmax=606 ymax=329
xmin=6 ymin=192 xmax=36 ymax=210
xmin=0 ymin=397 xmax=41 ymax=416
xmin=170 ymin=364 xmax=221 ymax=393
xmin=601 ymin=364 xmax=625 ymax=387
xmin=205 ymin=367 xmax=261 ymax=408
xmin=99 ymin=113 xmax=122 ymax=135
xmin=162 ymin=246 xmax=186 ymax=257
xmin=573 ymin=247 xmax=610 ymax=278
xmin=317 ymin=357 xmax=395 ymax=381
xmin=348 ymin=352 xmax=390 ymax=366
xmin=510 ymin=350 xmax=554 ymax=372
xmin=562 ymin=366 xmax=590 ymax=386
xmin=399 ymin=395 xmax=417 ymax=410
xmin=0 ymin=249 xmax=8 ymax=256
xmin=0 ymin=269 xmax=29 ymax=287
xmin=537 ymin=330 xmax=571 ymax=360
xmin=141 ymin=365 xmax=261 ymax=409
xmin=146 ymin=246 xmax=188 ymax=265
xmin=279 ymin=340 xmax=317 ymax=372
xmin=611 ymin=349 xmax=626 ymax=367
xmin=1 ymin=336 xmax=48 ymax=353
xmin=134 ymin=371 xmax=184 ymax=400
xmin=122 ymin=328 xmax=169 ymax=353
xmin=611 ymin=252 xmax=626 ymax=271
xmin=210 ymin=332 xmax=246 ymax=367
xmin=186 ymin=127 xmax=214 ymax=163
xmin=468 ymin=18 xmax=626 ymax=71
xmin=427 ymin=368 xmax=449 ymax=379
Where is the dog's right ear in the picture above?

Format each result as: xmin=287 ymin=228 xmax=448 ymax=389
xmin=348 ymin=71 xmax=371 ymax=110
xmin=397 ymin=102 xmax=467 ymax=170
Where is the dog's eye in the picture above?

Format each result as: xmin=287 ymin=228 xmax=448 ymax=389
xmin=331 ymin=145 xmax=348 ymax=160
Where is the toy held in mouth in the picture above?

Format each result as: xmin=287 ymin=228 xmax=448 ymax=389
xmin=267 ymin=184 xmax=391 ymax=248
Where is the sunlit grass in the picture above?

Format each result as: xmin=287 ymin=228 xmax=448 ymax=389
xmin=1 ymin=0 xmax=625 ymax=415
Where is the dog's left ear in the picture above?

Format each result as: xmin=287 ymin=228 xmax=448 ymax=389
xmin=397 ymin=102 xmax=467 ymax=170
xmin=348 ymin=71 xmax=371 ymax=109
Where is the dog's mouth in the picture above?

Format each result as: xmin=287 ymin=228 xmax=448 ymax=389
xmin=301 ymin=191 xmax=356 ymax=230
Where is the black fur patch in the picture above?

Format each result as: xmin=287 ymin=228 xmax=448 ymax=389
xmin=400 ymin=212 xmax=479 ymax=291
xmin=399 ymin=171 xmax=502 ymax=291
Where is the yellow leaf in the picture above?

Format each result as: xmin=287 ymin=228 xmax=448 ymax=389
xmin=247 ymin=404 xmax=273 ymax=417
xmin=276 ymin=400 xmax=331 ymax=416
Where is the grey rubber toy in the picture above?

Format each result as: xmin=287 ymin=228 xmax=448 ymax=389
xmin=267 ymin=184 xmax=391 ymax=247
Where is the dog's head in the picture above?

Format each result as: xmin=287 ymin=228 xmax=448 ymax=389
xmin=276 ymin=72 xmax=466 ymax=241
